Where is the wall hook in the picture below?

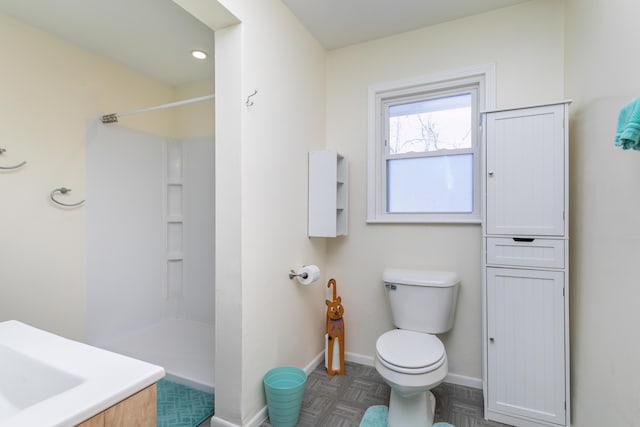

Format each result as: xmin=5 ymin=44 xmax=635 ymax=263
xmin=246 ymin=89 xmax=258 ymax=107
xmin=50 ymin=187 xmax=85 ymax=208
xmin=0 ymin=148 xmax=27 ymax=170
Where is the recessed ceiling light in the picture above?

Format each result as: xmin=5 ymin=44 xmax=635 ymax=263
xmin=191 ymin=50 xmax=208 ymax=60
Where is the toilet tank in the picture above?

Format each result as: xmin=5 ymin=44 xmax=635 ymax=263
xmin=383 ymin=268 xmax=459 ymax=334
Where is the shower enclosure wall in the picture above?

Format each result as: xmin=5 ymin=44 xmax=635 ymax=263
xmin=86 ymin=120 xmax=214 ymax=392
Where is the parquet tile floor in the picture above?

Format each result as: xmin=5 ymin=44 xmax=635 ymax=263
xmin=261 ymin=361 xmax=512 ymax=427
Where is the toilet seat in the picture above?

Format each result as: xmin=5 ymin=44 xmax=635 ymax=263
xmin=376 ymin=329 xmax=445 ymax=375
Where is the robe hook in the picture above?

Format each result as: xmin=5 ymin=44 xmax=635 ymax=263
xmin=246 ymin=89 xmax=258 ymax=107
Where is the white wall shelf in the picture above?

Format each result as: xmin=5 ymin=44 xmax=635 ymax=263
xmin=308 ymin=150 xmax=348 ymax=237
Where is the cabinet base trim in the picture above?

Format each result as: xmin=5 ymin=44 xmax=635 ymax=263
xmin=485 ymin=409 xmax=566 ymax=427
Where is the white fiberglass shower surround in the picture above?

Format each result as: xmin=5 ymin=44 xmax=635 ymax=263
xmin=86 ymin=98 xmax=215 ymax=392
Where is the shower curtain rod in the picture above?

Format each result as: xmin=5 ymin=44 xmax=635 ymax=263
xmin=101 ymin=94 xmax=215 ymax=124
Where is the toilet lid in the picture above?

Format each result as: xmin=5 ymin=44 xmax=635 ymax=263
xmin=376 ymin=329 xmax=445 ymax=373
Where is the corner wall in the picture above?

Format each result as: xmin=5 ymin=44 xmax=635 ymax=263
xmin=564 ymin=0 xmax=640 ymax=424
xmin=211 ymin=0 xmax=328 ymax=424
xmin=325 ymin=0 xmax=565 ymax=383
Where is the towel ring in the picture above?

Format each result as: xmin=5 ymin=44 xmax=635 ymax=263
xmin=0 ymin=148 xmax=27 ymax=170
xmin=50 ymin=187 xmax=85 ymax=208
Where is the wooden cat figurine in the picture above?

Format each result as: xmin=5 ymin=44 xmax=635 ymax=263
xmin=326 ymin=278 xmax=345 ymax=376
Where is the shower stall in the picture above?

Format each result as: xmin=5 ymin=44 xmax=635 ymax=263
xmin=85 ymin=104 xmax=215 ymax=393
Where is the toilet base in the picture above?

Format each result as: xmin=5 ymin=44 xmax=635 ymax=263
xmin=388 ymin=389 xmax=436 ymax=427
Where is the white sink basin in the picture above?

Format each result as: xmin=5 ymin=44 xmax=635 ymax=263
xmin=0 ymin=344 xmax=83 ymax=420
xmin=0 ymin=320 xmax=165 ymax=426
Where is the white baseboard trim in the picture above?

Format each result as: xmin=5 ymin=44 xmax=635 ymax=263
xmin=244 ymin=406 xmax=268 ymax=427
xmin=210 ymin=416 xmax=239 ymax=427
xmin=212 ymin=408 xmax=268 ymax=427
xmin=345 ymin=351 xmax=374 ymax=366
xmin=303 ymin=351 xmax=325 ymax=374
xmin=444 ymin=373 xmax=483 ymax=389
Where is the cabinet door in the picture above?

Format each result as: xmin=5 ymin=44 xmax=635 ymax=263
xmin=486 ymin=267 xmax=566 ymax=425
xmin=486 ymin=105 xmax=565 ymax=236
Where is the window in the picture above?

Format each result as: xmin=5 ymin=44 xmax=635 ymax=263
xmin=367 ymin=65 xmax=495 ymax=223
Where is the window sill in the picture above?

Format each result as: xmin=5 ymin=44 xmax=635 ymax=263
xmin=366 ymin=216 xmax=482 ymax=225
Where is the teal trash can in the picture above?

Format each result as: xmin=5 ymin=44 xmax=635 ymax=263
xmin=263 ymin=366 xmax=307 ymax=427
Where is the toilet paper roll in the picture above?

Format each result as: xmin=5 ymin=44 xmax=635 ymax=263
xmin=297 ymin=265 xmax=320 ymax=285
xmin=324 ymin=333 xmax=340 ymax=371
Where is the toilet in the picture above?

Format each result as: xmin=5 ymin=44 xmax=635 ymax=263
xmin=375 ymin=268 xmax=459 ymax=427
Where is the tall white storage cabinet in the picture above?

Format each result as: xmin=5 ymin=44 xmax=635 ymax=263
xmin=482 ymin=102 xmax=570 ymax=427
xmin=308 ymin=150 xmax=348 ymax=237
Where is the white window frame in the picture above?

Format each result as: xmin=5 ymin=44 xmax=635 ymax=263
xmin=367 ymin=64 xmax=496 ymax=224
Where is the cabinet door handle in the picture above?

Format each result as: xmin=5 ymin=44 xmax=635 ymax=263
xmin=488 ymin=170 xmax=494 ymax=177
xmin=512 ymin=237 xmax=535 ymax=242
xmin=489 ymin=337 xmax=495 ymax=342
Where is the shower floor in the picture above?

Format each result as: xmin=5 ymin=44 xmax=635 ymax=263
xmin=99 ymin=318 xmax=214 ymax=393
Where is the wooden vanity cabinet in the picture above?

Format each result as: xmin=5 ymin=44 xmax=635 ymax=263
xmin=76 ymin=383 xmax=157 ymax=427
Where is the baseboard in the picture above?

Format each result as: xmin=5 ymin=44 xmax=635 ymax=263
xmin=244 ymin=406 xmax=268 ymax=427
xmin=444 ymin=372 xmax=483 ymax=389
xmin=303 ymin=350 xmax=325 ymax=374
xmin=211 ymin=407 xmax=268 ymax=427
xmin=345 ymin=351 xmax=374 ymax=366
xmin=210 ymin=416 xmax=239 ymax=427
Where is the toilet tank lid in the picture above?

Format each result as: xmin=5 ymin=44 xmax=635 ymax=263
xmin=383 ymin=268 xmax=459 ymax=287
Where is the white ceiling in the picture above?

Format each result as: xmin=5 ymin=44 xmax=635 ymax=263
xmin=0 ymin=0 xmax=529 ymax=85
xmin=0 ymin=0 xmax=215 ymax=86
xmin=281 ymin=0 xmax=531 ymax=50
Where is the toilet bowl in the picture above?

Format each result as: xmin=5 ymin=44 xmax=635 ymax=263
xmin=375 ymin=269 xmax=459 ymax=427
xmin=375 ymin=329 xmax=448 ymax=427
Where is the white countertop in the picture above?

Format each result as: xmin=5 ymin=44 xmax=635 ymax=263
xmin=0 ymin=320 xmax=165 ymax=427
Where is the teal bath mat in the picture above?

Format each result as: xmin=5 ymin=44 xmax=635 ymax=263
xmin=359 ymin=405 xmax=455 ymax=427
xmin=157 ymin=379 xmax=214 ymax=427
xmin=359 ymin=405 xmax=389 ymax=427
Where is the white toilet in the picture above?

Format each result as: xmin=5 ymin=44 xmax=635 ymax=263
xmin=375 ymin=268 xmax=459 ymax=427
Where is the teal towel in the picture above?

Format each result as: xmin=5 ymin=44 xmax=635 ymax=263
xmin=616 ymin=97 xmax=640 ymax=150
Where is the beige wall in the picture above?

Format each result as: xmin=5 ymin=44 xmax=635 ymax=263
xmin=325 ymin=0 xmax=565 ymax=382
xmin=0 ymin=12 xmax=179 ymax=341
xmin=565 ymin=0 xmax=640 ymax=424
xmin=175 ymin=81 xmax=215 ymax=139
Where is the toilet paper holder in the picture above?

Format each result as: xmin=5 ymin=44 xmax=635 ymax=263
xmin=289 ymin=265 xmax=320 ymax=285
xmin=288 ymin=269 xmax=309 ymax=280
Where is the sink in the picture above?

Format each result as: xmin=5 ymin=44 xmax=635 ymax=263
xmin=0 ymin=344 xmax=84 ymax=420
xmin=0 ymin=320 xmax=164 ymax=426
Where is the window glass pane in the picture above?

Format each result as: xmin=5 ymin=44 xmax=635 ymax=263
xmin=386 ymin=154 xmax=473 ymax=213
xmin=388 ymin=93 xmax=471 ymax=154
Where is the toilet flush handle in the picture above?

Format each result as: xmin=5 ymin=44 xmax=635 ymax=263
xmin=385 ymin=284 xmax=396 ymax=290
